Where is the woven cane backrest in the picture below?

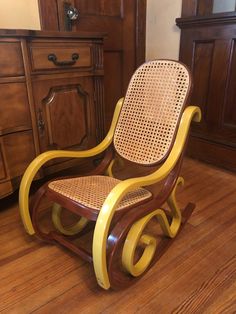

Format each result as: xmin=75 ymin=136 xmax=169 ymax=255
xmin=113 ymin=60 xmax=191 ymax=165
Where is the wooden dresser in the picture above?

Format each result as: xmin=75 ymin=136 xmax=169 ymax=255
xmin=0 ymin=29 xmax=105 ymax=198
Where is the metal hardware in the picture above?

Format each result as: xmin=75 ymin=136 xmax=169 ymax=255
xmin=64 ymin=2 xmax=79 ymax=31
xmin=48 ymin=53 xmax=79 ymax=66
xmin=67 ymin=6 xmax=79 ymax=20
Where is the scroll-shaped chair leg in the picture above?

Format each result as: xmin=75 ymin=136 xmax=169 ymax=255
xmin=106 ymin=176 xmax=195 ymax=289
xmin=52 ymin=203 xmax=89 ymax=236
xmin=31 ymin=186 xmax=89 ymax=241
xmin=122 ymin=176 xmax=184 ymax=276
xmin=121 ymin=213 xmax=158 ymax=277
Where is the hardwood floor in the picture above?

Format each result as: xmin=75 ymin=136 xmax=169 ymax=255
xmin=0 ymin=158 xmax=236 ymax=313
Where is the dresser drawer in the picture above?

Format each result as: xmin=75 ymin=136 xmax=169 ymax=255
xmin=29 ymin=43 xmax=92 ymax=71
xmin=0 ymin=82 xmax=31 ymax=134
xmin=0 ymin=42 xmax=24 ymax=77
xmin=3 ymin=131 xmax=35 ymax=178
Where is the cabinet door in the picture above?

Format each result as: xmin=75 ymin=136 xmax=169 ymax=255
xmin=177 ymin=19 xmax=236 ymax=171
xmin=32 ymin=76 xmax=97 ymax=172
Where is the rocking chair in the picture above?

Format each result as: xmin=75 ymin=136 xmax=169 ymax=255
xmin=19 ymin=60 xmax=201 ymax=290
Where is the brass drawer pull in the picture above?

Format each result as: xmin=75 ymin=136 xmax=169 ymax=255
xmin=48 ymin=53 xmax=79 ymax=66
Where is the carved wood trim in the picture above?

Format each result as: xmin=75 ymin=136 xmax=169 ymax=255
xmin=42 ymin=84 xmax=89 ymax=148
xmin=92 ymin=43 xmax=104 ymax=70
xmin=176 ymin=12 xmax=236 ymax=28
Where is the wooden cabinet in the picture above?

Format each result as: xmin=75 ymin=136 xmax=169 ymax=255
xmin=177 ymin=1 xmax=236 ymax=171
xmin=0 ymin=30 xmax=104 ymax=198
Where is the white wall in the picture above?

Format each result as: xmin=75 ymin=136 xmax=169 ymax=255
xmin=146 ymin=0 xmax=182 ymax=61
xmin=0 ymin=0 xmax=40 ymax=30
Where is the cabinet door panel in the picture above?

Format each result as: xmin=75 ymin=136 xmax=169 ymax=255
xmin=33 ymin=77 xmax=96 ymax=153
xmin=191 ymin=41 xmax=214 ymax=132
xmin=44 ymin=85 xmax=89 ymax=149
xmin=223 ymin=39 xmax=236 ymax=129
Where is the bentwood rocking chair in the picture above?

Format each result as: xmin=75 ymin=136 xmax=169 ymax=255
xmin=19 ymin=60 xmax=201 ymax=290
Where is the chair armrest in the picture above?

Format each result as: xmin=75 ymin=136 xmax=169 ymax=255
xmin=92 ymin=105 xmax=201 ymax=289
xmin=19 ymin=98 xmax=124 ymax=235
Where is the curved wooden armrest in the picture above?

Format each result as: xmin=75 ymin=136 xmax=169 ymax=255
xmin=92 ymin=105 xmax=201 ymax=289
xmin=19 ymin=98 xmax=124 ymax=235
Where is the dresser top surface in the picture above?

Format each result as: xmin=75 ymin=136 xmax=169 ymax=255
xmin=0 ymin=29 xmax=106 ymax=39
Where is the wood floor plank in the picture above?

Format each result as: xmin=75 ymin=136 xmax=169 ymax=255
xmin=203 ymin=282 xmax=236 ymax=314
xmin=0 ymin=247 xmax=85 ymax=311
xmin=136 ymin=239 xmax=236 ymax=313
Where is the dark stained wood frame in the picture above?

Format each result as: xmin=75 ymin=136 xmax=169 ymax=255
xmin=38 ymin=0 xmax=60 ymax=31
xmin=177 ymin=11 xmax=236 ymax=27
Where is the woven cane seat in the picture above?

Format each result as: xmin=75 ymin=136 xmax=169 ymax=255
xmin=48 ymin=175 xmax=152 ymax=211
xmin=114 ymin=60 xmax=190 ymax=165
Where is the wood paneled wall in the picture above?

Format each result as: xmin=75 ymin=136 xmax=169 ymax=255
xmin=177 ymin=0 xmax=236 ymax=171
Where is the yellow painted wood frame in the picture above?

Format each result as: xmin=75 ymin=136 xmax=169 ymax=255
xmin=19 ymin=98 xmax=124 ymax=235
xmin=19 ymin=97 xmax=201 ymax=289
xmin=92 ymin=106 xmax=201 ymax=289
